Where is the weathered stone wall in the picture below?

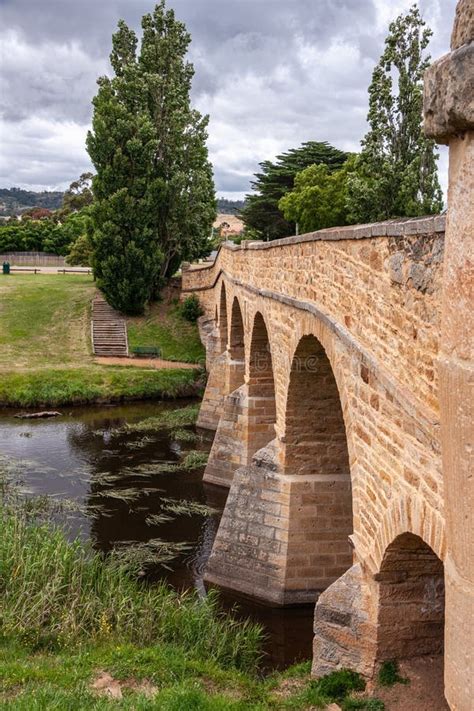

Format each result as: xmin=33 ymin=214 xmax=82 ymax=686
xmin=424 ymin=2 xmax=474 ymax=707
xmin=184 ymin=216 xmax=446 ymax=605
xmin=183 ymin=216 xmax=445 ymax=414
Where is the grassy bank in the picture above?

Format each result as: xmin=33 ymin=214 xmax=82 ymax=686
xmin=0 ymin=274 xmax=203 ymax=407
xmin=0 ymin=498 xmax=386 ymax=710
xmin=0 ymin=367 xmax=200 ymax=408
xmin=127 ymin=299 xmax=205 ymax=364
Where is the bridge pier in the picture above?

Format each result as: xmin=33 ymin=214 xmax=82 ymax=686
xmin=202 ymin=378 xmax=277 ymax=488
xmin=197 ymin=334 xmax=229 ymax=431
xmin=204 ymin=439 xmax=354 ymax=605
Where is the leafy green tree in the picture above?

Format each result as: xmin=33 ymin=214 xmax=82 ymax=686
xmin=44 ymin=210 xmax=91 ymax=255
xmin=87 ymin=1 xmax=215 ymax=315
xmin=66 ymin=233 xmax=93 ymax=266
xmin=240 ymin=141 xmax=348 ymax=241
xmin=347 ymin=4 xmax=443 ymax=222
xmin=278 ymin=157 xmax=357 ymax=233
xmin=0 ymin=219 xmax=55 ymax=253
xmin=0 ymin=211 xmax=89 ymax=256
xmin=61 ymin=173 xmax=94 ymax=214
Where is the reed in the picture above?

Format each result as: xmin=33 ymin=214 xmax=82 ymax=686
xmin=0 ymin=501 xmax=262 ymax=672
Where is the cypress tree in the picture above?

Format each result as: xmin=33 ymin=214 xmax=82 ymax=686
xmin=87 ymin=1 xmax=215 ymax=314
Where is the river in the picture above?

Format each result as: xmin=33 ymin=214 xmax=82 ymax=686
xmin=0 ymin=400 xmax=314 ymax=670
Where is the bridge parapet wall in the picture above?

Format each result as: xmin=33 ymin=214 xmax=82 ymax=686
xmin=184 ymin=215 xmax=445 ymax=414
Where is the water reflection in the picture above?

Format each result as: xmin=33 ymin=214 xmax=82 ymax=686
xmin=0 ymin=401 xmax=314 ymax=669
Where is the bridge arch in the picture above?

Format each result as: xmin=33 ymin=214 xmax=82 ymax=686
xmin=283 ymin=333 xmax=352 ymax=480
xmin=375 ymin=532 xmax=445 ymax=667
xmin=281 ymin=332 xmax=354 ymax=591
xmin=228 ymin=296 xmax=246 ymax=392
xmin=217 ymin=281 xmax=228 ymax=353
xmin=246 ymin=311 xmax=277 ymax=457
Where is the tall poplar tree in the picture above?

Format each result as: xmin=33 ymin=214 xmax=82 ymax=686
xmin=347 ymin=4 xmax=443 ymax=223
xmin=87 ymin=1 xmax=215 ymax=315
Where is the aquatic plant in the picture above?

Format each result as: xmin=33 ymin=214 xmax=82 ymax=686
xmin=124 ymin=404 xmax=200 ymax=433
xmin=160 ymin=497 xmax=218 ymax=517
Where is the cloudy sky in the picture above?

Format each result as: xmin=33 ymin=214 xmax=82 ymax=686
xmin=0 ymin=0 xmax=456 ymax=199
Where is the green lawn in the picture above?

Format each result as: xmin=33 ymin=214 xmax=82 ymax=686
xmin=127 ymin=302 xmax=205 ymax=364
xmin=0 ymin=274 xmax=202 ymax=407
xmin=0 ymin=274 xmax=94 ymax=369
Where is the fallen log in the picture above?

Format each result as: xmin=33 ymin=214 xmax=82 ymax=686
xmin=14 ymin=411 xmax=63 ymax=419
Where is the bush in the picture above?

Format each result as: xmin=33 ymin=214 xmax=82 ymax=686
xmin=180 ymin=294 xmax=204 ymax=323
xmin=66 ymin=233 xmax=93 ymax=266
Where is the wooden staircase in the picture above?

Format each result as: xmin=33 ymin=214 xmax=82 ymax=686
xmin=92 ymin=295 xmax=129 ymax=357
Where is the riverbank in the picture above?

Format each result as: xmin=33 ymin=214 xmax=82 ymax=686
xmin=0 ymin=497 xmax=386 ymax=710
xmin=0 ymin=273 xmax=205 ymax=407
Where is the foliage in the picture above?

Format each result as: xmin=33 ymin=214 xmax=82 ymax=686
xmin=87 ymin=1 xmax=216 ymax=315
xmin=180 ymin=294 xmax=204 ymax=323
xmin=61 ymin=172 xmax=94 ymax=214
xmin=0 ymin=502 xmax=262 ymax=671
xmin=377 ymin=660 xmax=409 ymax=687
xmin=21 ymin=207 xmax=53 ymax=220
xmin=0 ymin=209 xmax=90 ymax=256
xmin=311 ymin=668 xmax=366 ymax=700
xmin=279 ymin=157 xmax=357 ymax=233
xmin=347 ymin=4 xmax=443 ymax=222
xmin=240 ymin=141 xmax=348 ymax=241
xmin=66 ymin=233 xmax=94 ymax=266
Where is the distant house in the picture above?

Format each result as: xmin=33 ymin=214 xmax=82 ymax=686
xmin=213 ymin=213 xmax=244 ymax=239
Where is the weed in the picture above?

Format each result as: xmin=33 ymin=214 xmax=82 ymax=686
xmin=377 ymin=660 xmax=409 ymax=687
xmin=125 ymin=405 xmax=200 ymax=433
xmin=342 ymin=698 xmax=385 ymax=710
xmin=160 ymin=498 xmax=218 ymax=517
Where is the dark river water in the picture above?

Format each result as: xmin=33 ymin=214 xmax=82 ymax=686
xmin=0 ymin=400 xmax=314 ymax=670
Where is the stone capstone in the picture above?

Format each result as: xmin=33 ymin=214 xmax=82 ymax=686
xmin=451 ymin=0 xmax=474 ymax=51
xmin=424 ymin=42 xmax=474 ymax=143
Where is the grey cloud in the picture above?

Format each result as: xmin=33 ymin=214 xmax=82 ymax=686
xmin=0 ymin=0 xmax=457 ymax=196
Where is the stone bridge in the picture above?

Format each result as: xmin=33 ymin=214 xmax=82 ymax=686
xmin=182 ymin=3 xmax=472 ymax=708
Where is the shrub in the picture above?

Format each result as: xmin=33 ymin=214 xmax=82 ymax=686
xmin=180 ymin=295 xmax=204 ymax=323
xmin=313 ymin=668 xmax=366 ymax=700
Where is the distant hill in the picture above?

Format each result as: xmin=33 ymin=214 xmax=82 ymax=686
xmin=0 ymin=189 xmax=245 ymax=218
xmin=216 ymin=198 xmax=245 ymax=215
xmin=0 ymin=188 xmax=64 ymax=216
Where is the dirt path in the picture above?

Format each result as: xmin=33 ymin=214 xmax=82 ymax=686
xmin=374 ymin=657 xmax=448 ymax=711
xmin=94 ymin=356 xmax=198 ymax=370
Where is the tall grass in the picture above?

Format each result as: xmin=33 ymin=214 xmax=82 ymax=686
xmin=0 ymin=503 xmax=262 ymax=672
